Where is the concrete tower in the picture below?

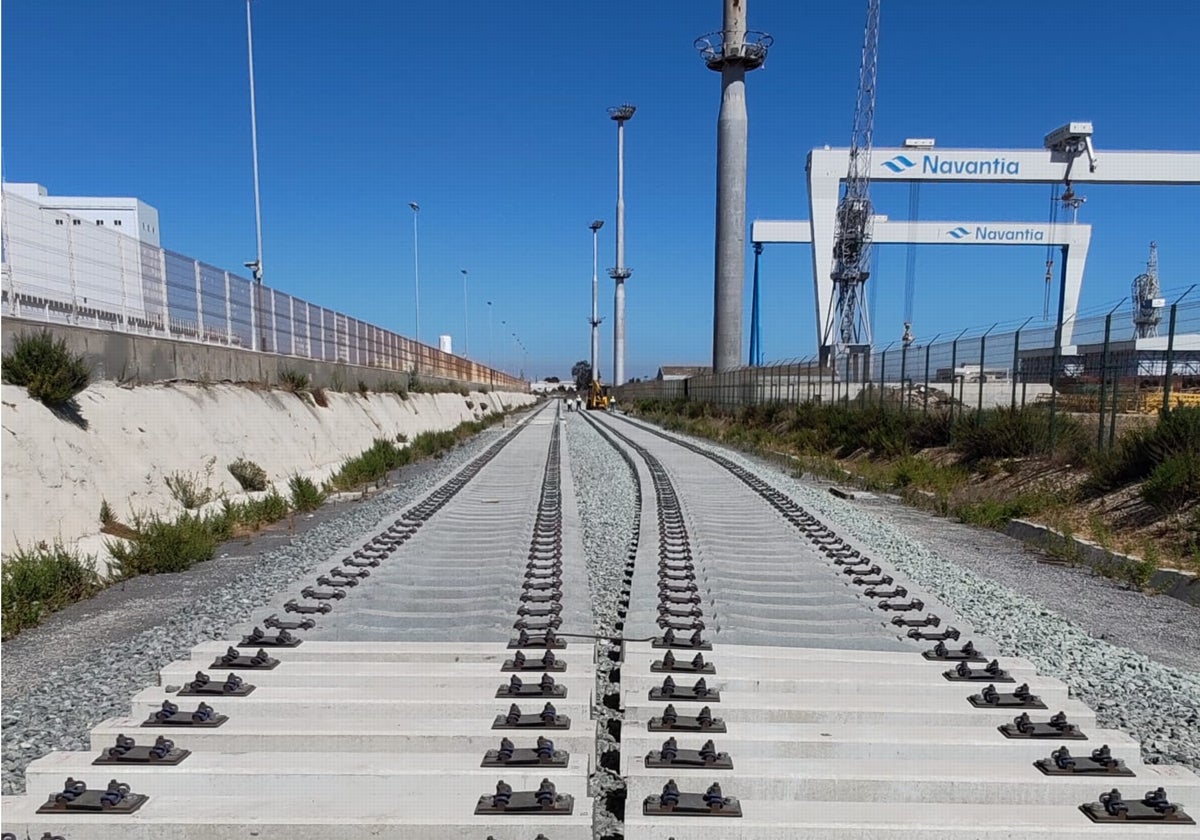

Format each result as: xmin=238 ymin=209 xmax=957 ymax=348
xmin=696 ymin=0 xmax=771 ymax=373
xmin=608 ymin=104 xmax=635 ymax=386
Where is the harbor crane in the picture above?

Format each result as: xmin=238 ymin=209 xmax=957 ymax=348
xmin=1132 ymin=241 xmax=1164 ymax=339
xmin=823 ymin=0 xmax=881 ymax=373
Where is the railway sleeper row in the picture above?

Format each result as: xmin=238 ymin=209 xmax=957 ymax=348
xmin=2 ymin=402 xmax=1196 ymax=839
xmin=0 ymin=402 xmax=598 ymax=839
xmin=593 ymin=413 xmax=1197 ymax=838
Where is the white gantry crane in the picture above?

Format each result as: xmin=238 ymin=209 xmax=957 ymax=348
xmin=1132 ymin=241 xmax=1164 ymax=339
xmin=824 ymin=0 xmax=881 ymax=373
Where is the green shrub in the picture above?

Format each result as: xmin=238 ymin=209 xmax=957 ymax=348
xmin=231 ymin=487 xmax=291 ymax=530
xmin=228 ymin=458 xmax=268 ymax=491
xmin=1 ymin=331 xmax=92 ymax=406
xmin=278 ymin=369 xmax=311 ymax=394
xmin=1141 ymin=452 xmax=1200 ymax=512
xmin=99 ymin=498 xmax=116 ymax=526
xmin=289 ymin=474 xmax=326 ymax=512
xmin=954 ymin=489 xmax=1059 ymax=530
xmin=952 ymin=406 xmax=1087 ymax=462
xmin=1089 ymin=407 xmax=1200 ymax=492
xmin=107 ymin=512 xmax=219 ymax=578
xmin=329 ymin=438 xmax=411 ymax=490
xmin=2 ymin=540 xmax=101 ymax=639
xmin=164 ymin=459 xmax=218 ymax=509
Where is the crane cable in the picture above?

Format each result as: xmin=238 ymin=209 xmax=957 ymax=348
xmin=1043 ymin=183 xmax=1060 ymax=320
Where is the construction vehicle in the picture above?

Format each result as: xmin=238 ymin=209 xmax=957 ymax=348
xmin=587 ymin=377 xmax=610 ymax=410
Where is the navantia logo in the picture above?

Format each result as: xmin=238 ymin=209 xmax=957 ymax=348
xmin=947 ymin=226 xmax=971 ymax=239
xmin=881 ymin=155 xmax=916 ymax=173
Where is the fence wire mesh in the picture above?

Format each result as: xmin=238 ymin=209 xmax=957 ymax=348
xmin=1 ymin=192 xmax=525 ymax=391
xmin=617 ymin=288 xmax=1200 ymax=446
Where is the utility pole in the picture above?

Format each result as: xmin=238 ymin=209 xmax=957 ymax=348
xmin=607 ymin=105 xmax=635 ymax=386
xmin=244 ymin=0 xmax=266 ymax=351
xmin=589 ymin=220 xmax=604 ymax=384
xmin=696 ymin=0 xmax=772 ymax=373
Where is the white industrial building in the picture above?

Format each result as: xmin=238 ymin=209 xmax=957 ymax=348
xmin=2 ymin=183 xmax=166 ymax=328
xmin=4 ymin=182 xmax=161 ymax=246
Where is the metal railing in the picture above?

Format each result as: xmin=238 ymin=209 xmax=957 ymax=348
xmin=0 ymin=191 xmax=525 ymax=391
xmin=617 ymin=292 xmax=1200 ymax=449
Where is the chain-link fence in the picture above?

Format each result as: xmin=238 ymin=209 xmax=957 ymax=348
xmin=0 ymin=191 xmax=525 ymax=391
xmin=617 ymin=292 xmax=1200 ymax=448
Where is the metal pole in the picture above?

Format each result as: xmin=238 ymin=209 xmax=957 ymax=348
xmin=1162 ymin=285 xmax=1196 ymax=415
xmin=1096 ymin=304 xmax=1120 ymax=449
xmin=609 ymin=105 xmax=634 ymax=386
xmin=949 ymin=328 xmax=967 ymax=421
xmin=460 ymin=268 xmax=469 ymax=357
xmin=245 ymin=0 xmax=266 ymax=299
xmin=409 ymin=203 xmax=421 ymax=351
xmin=487 ymin=300 xmax=494 ymax=372
xmin=978 ymin=323 xmax=996 ymax=414
xmin=1008 ymin=314 xmax=1036 ymax=410
xmin=923 ymin=333 xmax=940 ymax=416
xmin=1108 ymin=363 xmax=1120 ymax=450
xmin=899 ymin=341 xmax=910 ymax=412
xmin=749 ymin=242 xmax=763 ymax=366
xmin=589 ymin=220 xmax=604 ymax=384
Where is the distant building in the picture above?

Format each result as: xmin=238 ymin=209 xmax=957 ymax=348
xmin=5 ymin=182 xmax=161 ymax=246
xmin=657 ymin=365 xmax=712 ymax=381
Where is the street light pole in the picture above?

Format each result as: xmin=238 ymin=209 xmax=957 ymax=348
xmin=245 ymin=0 xmax=265 ymax=286
xmin=460 ymin=268 xmax=470 ymax=357
xmin=409 ymin=202 xmax=421 ymax=347
xmin=244 ymin=0 xmax=265 ymax=351
xmin=589 ymin=220 xmax=604 ymax=384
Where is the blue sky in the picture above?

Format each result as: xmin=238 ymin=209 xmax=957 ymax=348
xmin=3 ymin=1 xmax=1198 ymax=380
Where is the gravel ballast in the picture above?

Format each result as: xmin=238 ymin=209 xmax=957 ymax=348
xmin=0 ymin=419 xmax=523 ymax=796
xmin=619 ymin=414 xmax=1200 ymax=776
xmin=566 ymin=412 xmax=640 ymax=840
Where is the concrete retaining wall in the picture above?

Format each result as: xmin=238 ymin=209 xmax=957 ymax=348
xmin=1 ymin=380 xmax=535 ymax=558
xmin=1004 ymin=518 xmax=1199 ymax=606
xmin=1 ymin=317 xmax=503 ymax=393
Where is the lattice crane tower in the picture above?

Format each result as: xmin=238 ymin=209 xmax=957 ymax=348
xmin=824 ymin=0 xmax=881 ymax=371
xmin=1132 ymin=241 xmax=1163 ymax=339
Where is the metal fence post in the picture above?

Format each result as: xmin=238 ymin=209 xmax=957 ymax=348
xmin=269 ymin=289 xmax=278 ymax=354
xmin=1010 ymin=316 xmax=1032 ymax=410
xmin=117 ymin=235 xmax=128 ymax=329
xmin=978 ymin=323 xmax=996 ymax=414
xmin=922 ymin=333 xmax=939 ymax=415
xmin=1096 ymin=304 xmax=1119 ymax=449
xmin=1048 ymin=319 xmax=1065 ymax=452
xmin=159 ymin=249 xmax=172 ymax=337
xmin=899 ymin=342 xmax=910 ymax=413
xmin=878 ymin=346 xmax=888 ymax=408
xmin=224 ymin=271 xmax=233 ymax=343
xmin=1161 ymin=286 xmax=1195 ymax=415
xmin=194 ymin=260 xmax=205 ymax=340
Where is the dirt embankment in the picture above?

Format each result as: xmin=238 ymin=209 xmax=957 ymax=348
xmin=1 ymin=381 xmax=534 ymax=558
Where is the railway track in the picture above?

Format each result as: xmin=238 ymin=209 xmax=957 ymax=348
xmin=2 ymin=401 xmax=1197 ymax=839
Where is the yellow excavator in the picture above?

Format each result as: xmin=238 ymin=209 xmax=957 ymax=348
xmin=586 ymin=377 xmax=610 ymax=410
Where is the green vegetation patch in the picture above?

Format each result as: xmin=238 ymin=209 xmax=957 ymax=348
xmin=2 ymin=540 xmax=101 ymax=639
xmin=1 ymin=331 xmax=92 ymax=406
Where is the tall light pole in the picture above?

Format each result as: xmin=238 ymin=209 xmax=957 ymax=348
xmin=409 ymin=202 xmax=421 ymax=346
xmin=588 ymin=220 xmax=604 ymax=384
xmin=460 ymin=268 xmax=470 ymax=357
xmin=487 ymin=300 xmax=493 ymax=369
xmin=244 ymin=0 xmax=266 ymax=351
xmin=607 ymin=104 xmax=635 ymax=386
